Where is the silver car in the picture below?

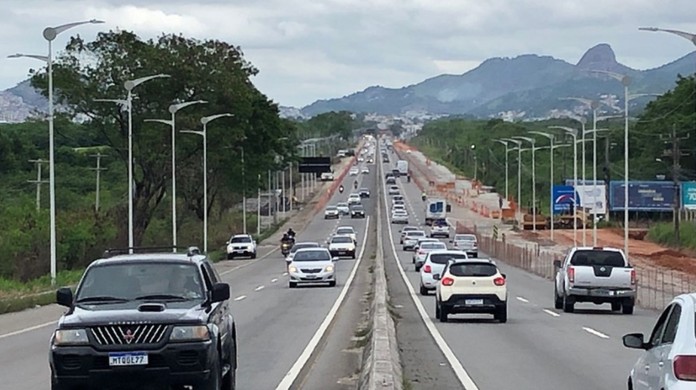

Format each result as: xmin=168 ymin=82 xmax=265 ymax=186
xmin=451 ymin=234 xmax=478 ymax=257
xmin=419 ymin=250 xmax=469 ymax=295
xmin=391 ymin=209 xmax=409 ymax=224
xmin=402 ymin=230 xmax=426 ymax=250
xmin=288 ymin=248 xmax=337 ymax=288
xmin=336 ymin=202 xmax=350 ymax=215
xmin=414 ymin=241 xmax=447 ymax=271
xmin=399 ymin=226 xmax=420 ymax=244
xmin=623 ymin=293 xmax=696 ymax=390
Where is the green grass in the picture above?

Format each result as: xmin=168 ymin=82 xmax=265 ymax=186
xmin=646 ymin=222 xmax=696 ymax=250
xmin=0 ymin=269 xmax=83 ymax=299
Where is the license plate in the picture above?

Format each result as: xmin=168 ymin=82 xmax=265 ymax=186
xmin=594 ymin=289 xmax=612 ymax=296
xmin=108 ymin=352 xmax=148 ymax=366
xmin=465 ymin=299 xmax=484 ymax=305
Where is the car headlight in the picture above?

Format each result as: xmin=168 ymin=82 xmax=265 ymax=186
xmin=170 ymin=325 xmax=210 ymax=342
xmin=53 ymin=328 xmax=89 ymax=345
xmin=325 ymin=265 xmax=334 ymax=272
xmin=289 ymin=265 xmax=298 ymax=273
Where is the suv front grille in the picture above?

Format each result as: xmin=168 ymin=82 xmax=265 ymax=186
xmin=91 ymin=324 xmax=168 ymax=345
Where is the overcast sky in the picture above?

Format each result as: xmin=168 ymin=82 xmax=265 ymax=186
xmin=1 ymin=0 xmax=695 ymax=107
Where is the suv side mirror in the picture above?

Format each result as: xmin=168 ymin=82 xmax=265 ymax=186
xmin=211 ymin=283 xmax=230 ymax=303
xmin=553 ymin=260 xmax=562 ymax=268
xmin=501 ymin=273 xmax=507 ymax=279
xmin=56 ymin=287 xmax=74 ymax=307
xmin=332 ymin=257 xmax=339 ymax=262
xmin=433 ymin=274 xmax=441 ymax=281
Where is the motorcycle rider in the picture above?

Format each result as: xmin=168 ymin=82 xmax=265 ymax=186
xmin=353 ymin=180 xmax=358 ymax=189
xmin=421 ymin=192 xmax=427 ymax=201
xmin=339 ymin=185 xmax=344 ymax=193
xmin=286 ymin=228 xmax=296 ymax=241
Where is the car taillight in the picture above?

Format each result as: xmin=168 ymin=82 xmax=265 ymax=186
xmin=567 ymin=266 xmax=575 ymax=283
xmin=630 ymin=269 xmax=636 ymax=285
xmin=441 ymin=277 xmax=454 ymax=286
xmin=423 ymin=264 xmax=432 ymax=273
xmin=493 ymin=277 xmax=506 ymax=286
xmin=674 ymin=355 xmax=696 ymax=381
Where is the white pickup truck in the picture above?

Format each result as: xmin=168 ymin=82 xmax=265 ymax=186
xmin=553 ymin=246 xmax=636 ymax=314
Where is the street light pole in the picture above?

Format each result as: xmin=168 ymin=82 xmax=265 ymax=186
xmin=494 ymin=140 xmax=510 ymax=200
xmin=96 ymin=73 xmax=170 ymax=253
xmin=180 ymin=113 xmax=232 ymax=253
xmin=550 ymin=126 xmax=580 ymax=246
xmin=9 ymin=19 xmax=105 ymax=285
xmin=529 ymin=131 xmax=561 ymax=240
xmin=504 ymin=138 xmax=524 ymax=216
xmin=145 ymin=100 xmax=207 ymax=252
xmin=513 ymin=137 xmax=537 ymax=232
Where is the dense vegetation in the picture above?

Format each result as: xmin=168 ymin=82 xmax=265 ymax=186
xmin=0 ymin=30 xmax=356 ymax=286
xmin=410 ymin=75 xmax=696 ymax=246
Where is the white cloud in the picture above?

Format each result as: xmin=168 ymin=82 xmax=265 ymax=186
xmin=0 ymin=0 xmax=694 ymax=107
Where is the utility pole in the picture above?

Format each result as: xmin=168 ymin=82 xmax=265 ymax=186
xmin=602 ymin=136 xmax=611 ymax=222
xmin=27 ymin=159 xmax=48 ymax=212
xmin=89 ymin=153 xmax=108 ymax=212
xmin=660 ymin=124 xmax=690 ymax=246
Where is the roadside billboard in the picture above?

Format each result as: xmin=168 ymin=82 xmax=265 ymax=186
xmin=575 ymin=184 xmax=607 ymax=215
xmin=682 ymin=182 xmax=696 ymax=210
xmin=609 ymin=181 xmax=676 ymax=211
xmin=552 ymin=185 xmax=577 ymax=214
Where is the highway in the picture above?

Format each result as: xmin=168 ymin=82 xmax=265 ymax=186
xmin=379 ymin=156 xmax=660 ymax=390
xmin=0 ymin=157 xmax=377 ymax=390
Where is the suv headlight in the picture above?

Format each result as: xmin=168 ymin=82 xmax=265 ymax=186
xmin=170 ymin=325 xmax=210 ymax=342
xmin=53 ymin=328 xmax=89 ymax=345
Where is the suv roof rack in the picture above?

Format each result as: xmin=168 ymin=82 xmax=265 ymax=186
xmin=102 ymin=246 xmax=203 ymax=258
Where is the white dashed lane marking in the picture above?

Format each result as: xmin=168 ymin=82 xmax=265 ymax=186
xmin=271 ymin=278 xmax=278 ymax=283
xmin=282 ymin=272 xmax=288 ymax=276
xmin=254 ymin=285 xmax=265 ymax=292
xmin=234 ymin=295 xmax=247 ymax=301
xmin=582 ymin=327 xmax=610 ymax=339
xmin=516 ymin=296 xmax=529 ymax=303
xmin=543 ymin=309 xmax=560 ymax=317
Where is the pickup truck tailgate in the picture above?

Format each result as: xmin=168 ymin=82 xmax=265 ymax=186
xmin=569 ymin=249 xmax=633 ymax=289
xmin=572 ymin=265 xmax=633 ymax=288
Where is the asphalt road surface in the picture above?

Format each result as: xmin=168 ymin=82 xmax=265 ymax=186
xmin=0 ymin=158 xmax=376 ymax=390
xmin=379 ymin=156 xmax=658 ymax=390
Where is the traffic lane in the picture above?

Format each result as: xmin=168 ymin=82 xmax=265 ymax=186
xmin=0 ymin=325 xmax=55 ymax=390
xmin=388 ymin=227 xmax=641 ymax=390
xmin=387 ymin=181 xmax=645 ymax=389
xmin=229 ymin=217 xmax=370 ymax=389
xmin=220 ymin=170 xmax=373 ymax=388
xmin=391 ymin=171 xmax=661 ymax=341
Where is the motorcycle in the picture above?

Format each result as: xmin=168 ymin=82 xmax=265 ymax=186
xmin=281 ymin=241 xmax=294 ymax=257
xmin=339 ymin=185 xmax=344 ymax=193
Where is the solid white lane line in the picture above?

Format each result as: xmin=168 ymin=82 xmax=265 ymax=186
xmin=276 ymin=216 xmax=371 ymax=390
xmin=234 ymin=295 xmax=247 ymax=301
xmin=582 ymin=327 xmax=610 ymax=339
xmin=516 ymin=296 xmax=529 ymax=303
xmin=381 ymin=162 xmax=480 ymax=390
xmin=0 ymin=320 xmax=57 ymax=340
xmin=543 ymin=309 xmax=560 ymax=317
xmin=255 ymin=285 xmax=265 ymax=292
xmin=271 ymin=278 xmax=278 ymax=283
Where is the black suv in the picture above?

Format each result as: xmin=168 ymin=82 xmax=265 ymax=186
xmin=49 ymin=247 xmax=236 ymax=390
xmin=350 ymin=204 xmax=366 ymax=218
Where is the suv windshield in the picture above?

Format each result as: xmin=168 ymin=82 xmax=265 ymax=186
xmin=76 ymin=262 xmax=205 ymax=302
xmin=294 ymin=250 xmax=331 ymax=262
xmin=337 ymin=228 xmax=353 ymax=235
xmin=449 ymin=262 xmax=497 ymax=277
xmin=230 ymin=236 xmax=251 ymax=243
xmin=430 ymin=253 xmax=468 ymax=264
xmin=570 ymin=250 xmax=626 ymax=267
xmin=332 ymin=236 xmax=353 ymax=243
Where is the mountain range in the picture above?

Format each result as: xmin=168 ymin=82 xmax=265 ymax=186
xmin=299 ymin=44 xmax=696 ymax=119
xmin=2 ymin=44 xmax=695 ymax=122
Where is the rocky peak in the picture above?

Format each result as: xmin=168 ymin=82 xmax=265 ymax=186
xmin=576 ymin=43 xmax=618 ymax=68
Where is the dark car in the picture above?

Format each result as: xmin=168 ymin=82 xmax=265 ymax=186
xmin=49 ymin=247 xmax=236 ymax=390
xmin=358 ymin=188 xmax=371 ymax=198
xmin=350 ymin=204 xmax=366 ymax=218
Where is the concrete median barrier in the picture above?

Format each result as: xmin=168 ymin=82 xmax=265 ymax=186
xmin=358 ymin=176 xmax=403 ymax=390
